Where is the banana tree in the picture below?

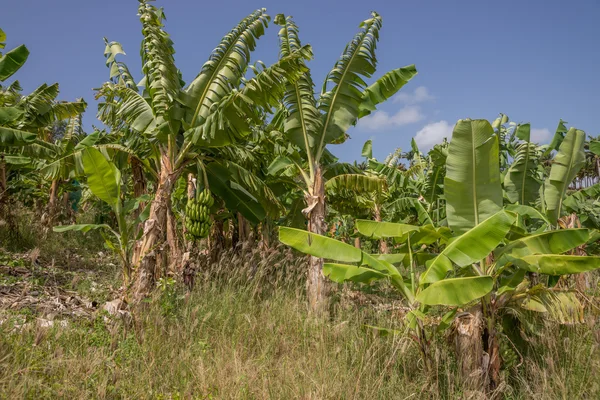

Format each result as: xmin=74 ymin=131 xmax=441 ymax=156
xmin=282 ymin=118 xmax=600 ymax=390
xmin=1 ymin=31 xmax=85 ymax=217
xmin=271 ymin=13 xmax=417 ymax=312
xmin=96 ymin=1 xmax=310 ymax=299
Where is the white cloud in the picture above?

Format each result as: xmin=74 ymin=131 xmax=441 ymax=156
xmin=358 ymin=106 xmax=424 ymax=131
xmin=414 ymin=120 xmax=453 ymax=151
xmin=530 ymin=128 xmax=551 ymax=144
xmin=393 ymin=86 xmax=435 ymax=105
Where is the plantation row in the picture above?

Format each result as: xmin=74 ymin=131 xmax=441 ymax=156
xmin=1 ymin=0 xmax=600 ymax=394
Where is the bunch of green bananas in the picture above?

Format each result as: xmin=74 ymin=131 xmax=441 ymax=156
xmin=185 ymin=189 xmax=214 ymax=239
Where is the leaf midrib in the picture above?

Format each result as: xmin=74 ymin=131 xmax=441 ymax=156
xmin=316 ymin=20 xmax=376 ymax=162
xmin=521 ymin=144 xmax=531 ymax=205
xmin=471 ymin=123 xmax=479 ymax=226
xmin=557 ymin=131 xmax=581 ymax=219
xmin=189 ymin=16 xmax=261 ymax=128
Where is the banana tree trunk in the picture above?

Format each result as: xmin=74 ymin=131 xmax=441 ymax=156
xmin=373 ymin=203 xmax=388 ymax=254
xmin=260 ymin=218 xmax=272 ymax=250
xmin=131 ymin=157 xmax=147 ymax=214
xmin=0 ymin=159 xmax=6 ymax=218
xmin=454 ymin=308 xmax=485 ymax=391
xmin=167 ymin=205 xmax=181 ymax=270
xmin=305 ymin=166 xmax=329 ymax=314
xmin=47 ymin=179 xmax=60 ymax=223
xmin=237 ymin=212 xmax=251 ymax=243
xmin=131 ymin=154 xmax=180 ymax=301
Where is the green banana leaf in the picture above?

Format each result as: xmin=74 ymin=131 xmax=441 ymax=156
xmin=0 ymin=127 xmax=37 ymax=146
xmin=515 ymin=255 xmax=600 ymax=275
xmin=504 ymin=142 xmax=541 ymax=205
xmin=544 ymin=127 xmax=586 ymax=224
xmin=514 ymin=123 xmax=530 ymax=142
xmin=0 ymin=44 xmax=29 ymax=81
xmin=445 ymin=119 xmax=503 ymax=234
xmin=81 ymin=147 xmax=121 ymax=208
xmin=589 ymin=140 xmax=600 ymax=156
xmin=53 ymin=224 xmax=112 ymax=233
xmin=544 ymin=119 xmax=568 ymax=156
xmin=279 ymin=227 xmax=400 ymax=277
xmin=496 ymin=229 xmax=590 ymax=261
xmin=417 ymin=276 xmax=493 ymax=306
xmin=361 ymin=140 xmax=373 ymax=159
xmin=323 ymin=263 xmax=386 ymax=284
xmin=206 ymin=162 xmax=266 ymax=225
xmin=0 ymin=106 xmax=24 ymax=125
xmin=421 ymin=210 xmax=516 ymax=283
xmin=355 ymin=219 xmax=420 ymax=239
xmin=358 ymin=64 xmax=418 ymax=118
xmin=505 ymin=204 xmax=550 ymax=225
xmin=279 ymin=227 xmax=362 ymax=263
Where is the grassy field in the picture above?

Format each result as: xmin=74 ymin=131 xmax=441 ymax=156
xmin=1 ymin=219 xmax=600 ymax=399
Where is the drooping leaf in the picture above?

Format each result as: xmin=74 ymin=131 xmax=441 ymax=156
xmin=53 ymin=224 xmax=112 ymax=233
xmin=544 ymin=119 xmax=568 ymax=156
xmin=356 ymin=220 xmax=420 ymax=239
xmin=0 ymin=44 xmax=29 ymax=81
xmin=279 ymin=227 xmax=362 ymax=263
xmin=417 ymin=276 xmax=493 ymax=306
xmin=323 ymin=263 xmax=386 ymax=284
xmin=279 ymin=227 xmax=402 ymax=278
xmin=0 ymin=106 xmax=23 ymax=125
xmin=358 ymin=65 xmax=418 ymax=118
xmin=0 ymin=127 xmax=36 ymax=146
xmin=205 ymin=162 xmax=265 ymax=224
xmin=325 ymin=174 xmax=387 ymax=196
xmin=505 ymin=204 xmax=550 ymax=226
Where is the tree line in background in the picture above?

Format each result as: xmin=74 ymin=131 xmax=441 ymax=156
xmin=2 ymin=0 xmax=600 ymax=394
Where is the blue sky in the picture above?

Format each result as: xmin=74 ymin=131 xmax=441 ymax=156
xmin=2 ymin=0 xmax=599 ymax=162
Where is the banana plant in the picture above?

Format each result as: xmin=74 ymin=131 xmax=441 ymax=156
xmin=53 ymin=147 xmax=150 ymax=284
xmin=282 ymin=200 xmax=600 ymax=389
xmin=0 ymin=31 xmax=85 ymax=216
xmin=270 ymin=13 xmax=417 ymax=311
xmin=95 ymin=1 xmax=311 ymax=299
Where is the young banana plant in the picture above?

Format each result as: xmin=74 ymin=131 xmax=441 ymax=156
xmin=280 ymin=210 xmax=600 ymax=389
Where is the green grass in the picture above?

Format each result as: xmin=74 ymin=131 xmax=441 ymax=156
xmin=2 ymin=214 xmax=600 ymax=399
xmin=2 ymin=273 xmax=600 ymax=399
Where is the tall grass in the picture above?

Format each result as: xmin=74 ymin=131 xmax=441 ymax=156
xmin=1 ymin=243 xmax=600 ymax=399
